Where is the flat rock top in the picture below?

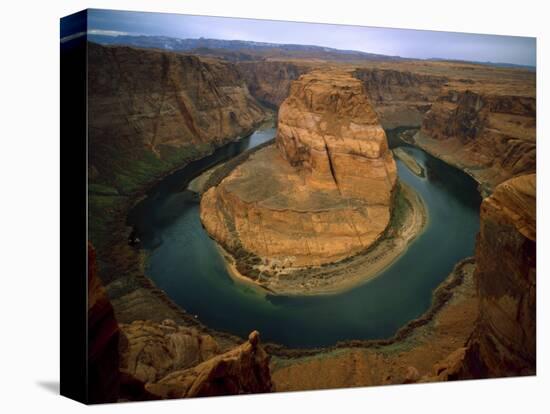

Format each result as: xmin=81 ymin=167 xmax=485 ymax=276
xmin=283 ymin=69 xmax=380 ymax=124
xmin=222 ymin=145 xmax=363 ymax=212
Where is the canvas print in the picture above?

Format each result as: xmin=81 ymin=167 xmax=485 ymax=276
xmin=60 ymin=9 xmax=536 ymax=404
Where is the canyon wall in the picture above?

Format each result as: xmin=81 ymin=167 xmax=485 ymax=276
xmin=427 ymin=174 xmax=536 ymax=380
xmin=201 ymin=70 xmax=397 ymax=270
xmin=237 ymin=64 xmax=448 ymax=128
xmin=417 ymin=89 xmax=536 ymax=192
xmin=236 ymin=61 xmax=311 ymax=108
xmin=468 ymin=173 xmax=536 ymax=377
xmin=220 ymin=58 xmax=535 ymax=197
xmin=87 ymin=42 xmax=270 ymax=194
xmin=353 ymin=68 xmax=448 ymax=128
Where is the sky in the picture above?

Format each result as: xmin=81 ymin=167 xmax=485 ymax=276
xmin=87 ymin=9 xmax=536 ymax=66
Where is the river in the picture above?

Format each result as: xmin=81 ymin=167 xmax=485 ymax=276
xmin=127 ymin=126 xmax=481 ymax=348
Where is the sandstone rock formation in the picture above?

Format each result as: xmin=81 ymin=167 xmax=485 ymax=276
xmin=201 ymin=70 xmax=397 ymax=270
xmin=276 ymin=70 xmax=397 ymax=202
xmin=426 ymin=174 xmax=536 ymax=380
xmin=417 ymin=90 xmax=536 ymax=192
xmin=119 ymin=319 xmax=219 ymax=384
xmin=237 ymin=60 xmax=536 ymax=196
xmin=88 ymin=244 xmax=273 ymax=402
xmin=117 ymin=321 xmax=272 ymax=400
xmin=467 ymin=173 xmax=536 ymax=376
xmin=87 ymin=42 xmax=269 ymax=193
xmin=145 ymin=331 xmax=272 ymax=399
xmin=87 ymin=243 xmax=121 ymax=403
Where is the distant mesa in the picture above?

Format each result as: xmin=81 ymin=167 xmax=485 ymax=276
xmin=200 ymin=69 xmax=397 ymax=272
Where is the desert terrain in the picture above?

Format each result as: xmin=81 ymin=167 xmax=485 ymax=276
xmin=84 ymin=36 xmax=536 ymax=402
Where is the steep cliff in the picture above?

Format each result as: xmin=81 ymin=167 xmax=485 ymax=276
xmin=416 ymin=90 xmax=536 ymax=193
xmin=87 ymin=42 xmax=270 ymax=194
xmin=237 ymin=61 xmax=311 ymax=108
xmin=468 ymin=173 xmax=536 ymax=377
xmin=276 ymin=70 xmax=397 ymax=202
xmin=237 ymin=64 xmax=448 ymax=126
xmin=353 ymin=68 xmax=448 ymax=128
xmin=426 ymin=174 xmax=536 ymax=381
xmin=201 ymin=70 xmax=397 ymax=272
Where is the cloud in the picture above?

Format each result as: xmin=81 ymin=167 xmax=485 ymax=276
xmin=60 ymin=31 xmax=86 ymax=43
xmin=87 ymin=29 xmax=132 ymax=37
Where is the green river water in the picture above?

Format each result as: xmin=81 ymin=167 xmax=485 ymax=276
xmin=127 ymin=127 xmax=481 ymax=348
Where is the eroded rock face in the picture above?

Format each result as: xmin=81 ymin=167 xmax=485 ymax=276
xmin=118 ymin=321 xmax=272 ymax=400
xmin=237 ymin=61 xmax=310 ymax=108
xmin=146 ymin=331 xmax=272 ymax=399
xmin=87 ymin=43 xmax=269 ymax=190
xmin=468 ymin=173 xmax=536 ymax=377
xmin=119 ymin=319 xmax=219 ymax=384
xmin=276 ymin=70 xmax=397 ymax=202
xmin=201 ymin=70 xmax=397 ymax=268
xmin=427 ymin=174 xmax=536 ymax=380
xmin=417 ymin=90 xmax=536 ymax=192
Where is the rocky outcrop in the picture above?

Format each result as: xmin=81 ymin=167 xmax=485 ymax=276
xmin=416 ymin=90 xmax=536 ymax=192
xmin=201 ymin=70 xmax=397 ymax=270
xmin=146 ymin=331 xmax=272 ymax=399
xmin=119 ymin=319 xmax=219 ymax=384
xmin=275 ymin=70 xmax=397 ymax=203
xmin=118 ymin=321 xmax=272 ymax=400
xmin=87 ymin=244 xmax=121 ymax=404
xmin=88 ymin=247 xmax=273 ymax=402
xmin=87 ymin=42 xmax=270 ymax=193
xmin=237 ymin=64 xmax=448 ymax=126
xmin=354 ymin=68 xmax=448 ymax=128
xmin=426 ymin=174 xmax=536 ymax=380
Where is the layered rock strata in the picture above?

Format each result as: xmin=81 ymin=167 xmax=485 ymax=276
xmin=416 ymin=90 xmax=536 ymax=193
xmin=201 ymin=70 xmax=397 ymax=269
xmin=425 ymin=174 xmax=536 ymax=380
xmin=236 ymin=61 xmax=311 ymax=108
xmin=353 ymin=68 xmax=448 ymax=128
xmin=467 ymin=173 xmax=536 ymax=377
xmin=87 ymin=42 xmax=269 ymax=192
xmin=236 ymin=60 xmax=536 ymax=195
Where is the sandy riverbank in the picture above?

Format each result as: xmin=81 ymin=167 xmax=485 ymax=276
xmin=217 ymin=181 xmax=428 ymax=296
xmin=393 ymin=147 xmax=425 ymax=177
xmin=413 ymin=131 xmax=493 ymax=197
xmin=187 ymin=162 xmax=227 ymax=194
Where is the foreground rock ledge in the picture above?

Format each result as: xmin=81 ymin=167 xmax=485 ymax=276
xmin=201 ymin=70 xmax=397 ymax=271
